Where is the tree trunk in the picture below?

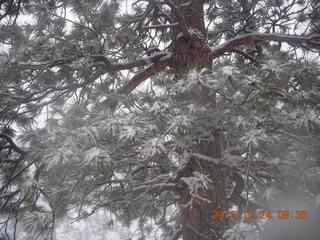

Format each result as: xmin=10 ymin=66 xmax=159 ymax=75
xmin=176 ymin=134 xmax=231 ymax=240
xmin=171 ymin=0 xmax=211 ymax=76
xmin=170 ymin=1 xmax=232 ymax=240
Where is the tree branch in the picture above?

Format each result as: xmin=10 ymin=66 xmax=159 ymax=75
xmin=119 ymin=54 xmax=171 ymax=95
xmin=212 ymin=32 xmax=320 ymax=58
xmin=4 ymin=52 xmax=171 ymax=72
xmin=170 ymin=228 xmax=182 ymax=240
xmin=141 ymin=22 xmax=179 ymax=30
xmin=111 ymin=51 xmax=171 ymax=71
xmin=5 ymin=57 xmax=76 ymax=70
xmin=231 ymin=48 xmax=261 ymax=64
xmin=159 ymin=0 xmax=189 ymax=36
xmin=228 ymin=170 xmax=245 ymax=206
xmin=102 ymin=54 xmax=171 ymax=109
xmin=0 ymin=134 xmax=27 ymax=155
xmin=127 ymin=2 xmax=154 ymax=23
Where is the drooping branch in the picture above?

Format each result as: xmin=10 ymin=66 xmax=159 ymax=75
xmin=0 ymin=69 xmax=107 ymax=118
xmin=212 ymin=32 xmax=320 ymax=58
xmin=1 ymin=50 xmax=172 ymax=120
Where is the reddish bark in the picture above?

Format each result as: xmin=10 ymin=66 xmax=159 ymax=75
xmin=171 ymin=0 xmax=206 ymax=37
xmin=170 ymin=2 xmax=241 ymax=240
xmin=176 ymin=137 xmax=231 ymax=240
xmin=171 ymin=35 xmax=212 ymax=76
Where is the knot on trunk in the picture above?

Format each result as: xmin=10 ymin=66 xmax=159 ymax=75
xmin=171 ymin=35 xmax=212 ymax=77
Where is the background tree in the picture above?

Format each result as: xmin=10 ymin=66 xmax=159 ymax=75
xmin=0 ymin=0 xmax=320 ymax=240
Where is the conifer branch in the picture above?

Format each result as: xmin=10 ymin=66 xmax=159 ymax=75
xmin=102 ymin=54 xmax=171 ymax=109
xmin=161 ymin=0 xmax=189 ymax=36
xmin=0 ymin=134 xmax=27 ymax=156
xmin=141 ymin=22 xmax=179 ymax=30
xmin=4 ymin=52 xmax=171 ymax=72
xmin=119 ymin=54 xmax=171 ymax=94
xmin=231 ymin=48 xmax=261 ymax=64
xmin=212 ymin=32 xmax=320 ymax=58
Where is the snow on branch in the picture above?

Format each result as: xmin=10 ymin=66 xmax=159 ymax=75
xmin=212 ymin=32 xmax=320 ymax=58
xmin=101 ymin=54 xmax=171 ymax=109
xmin=189 ymin=153 xmax=221 ymax=165
xmin=131 ymin=182 xmax=177 ymax=194
xmin=3 ymin=52 xmax=171 ymax=72
xmin=4 ymin=57 xmax=76 ymax=70
xmin=118 ymin=54 xmax=171 ymax=94
xmin=111 ymin=51 xmax=171 ymax=70
xmin=99 ymin=52 xmax=171 ymax=109
xmin=141 ymin=23 xmax=179 ymax=30
xmin=154 ymin=0 xmax=189 ymax=36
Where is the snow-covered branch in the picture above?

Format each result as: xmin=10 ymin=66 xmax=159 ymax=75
xmin=119 ymin=54 xmax=171 ymax=94
xmin=112 ymin=51 xmax=171 ymax=71
xmin=4 ymin=57 xmax=76 ymax=70
xmin=132 ymin=182 xmax=177 ymax=193
xmin=165 ymin=0 xmax=188 ymax=35
xmin=212 ymin=32 xmax=320 ymax=58
xmin=189 ymin=153 xmax=221 ymax=165
xmin=102 ymin=54 xmax=171 ymax=109
xmin=3 ymin=52 xmax=171 ymax=72
xmin=141 ymin=23 xmax=179 ymax=30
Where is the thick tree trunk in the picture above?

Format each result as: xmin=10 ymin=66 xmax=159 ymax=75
xmin=171 ymin=1 xmax=231 ymax=239
xmin=176 ymin=134 xmax=231 ymax=240
xmin=171 ymin=0 xmax=211 ymax=76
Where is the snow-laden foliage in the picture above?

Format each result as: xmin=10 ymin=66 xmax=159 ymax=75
xmin=18 ymin=56 xmax=320 ymax=239
xmin=1 ymin=0 xmax=320 ymax=239
xmin=181 ymin=171 xmax=213 ymax=196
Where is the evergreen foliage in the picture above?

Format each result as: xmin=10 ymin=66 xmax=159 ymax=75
xmin=0 ymin=0 xmax=320 ymax=239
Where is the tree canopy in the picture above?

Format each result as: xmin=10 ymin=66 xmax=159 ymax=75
xmin=0 ymin=0 xmax=320 ymax=240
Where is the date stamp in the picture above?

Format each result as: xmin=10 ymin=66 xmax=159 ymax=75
xmin=210 ymin=209 xmax=309 ymax=220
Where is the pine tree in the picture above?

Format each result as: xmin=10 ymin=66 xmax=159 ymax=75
xmin=0 ymin=0 xmax=320 ymax=240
